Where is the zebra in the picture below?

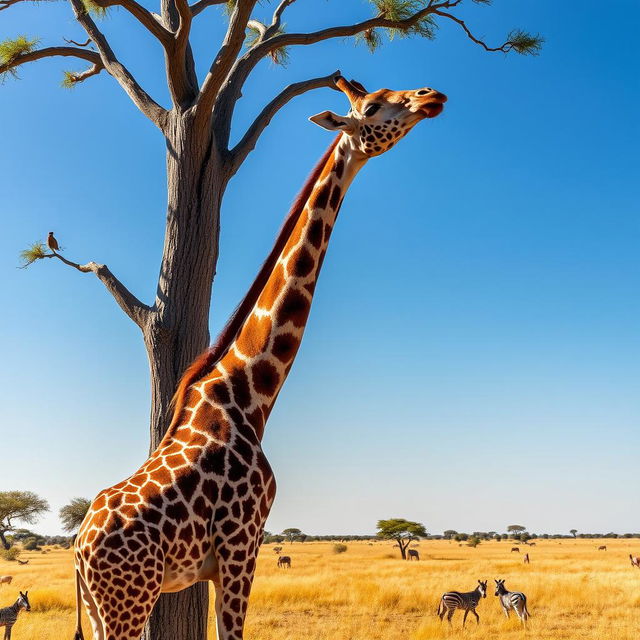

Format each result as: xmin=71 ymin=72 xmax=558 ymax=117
xmin=494 ymin=579 xmax=530 ymax=624
xmin=277 ymin=555 xmax=291 ymax=568
xmin=630 ymin=554 xmax=640 ymax=568
xmin=437 ymin=580 xmax=487 ymax=626
xmin=407 ymin=549 xmax=420 ymax=561
xmin=0 ymin=591 xmax=30 ymax=639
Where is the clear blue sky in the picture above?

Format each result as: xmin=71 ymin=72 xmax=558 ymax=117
xmin=1 ymin=1 xmax=638 ymax=537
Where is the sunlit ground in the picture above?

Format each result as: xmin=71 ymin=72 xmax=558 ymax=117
xmin=3 ymin=538 xmax=639 ymax=639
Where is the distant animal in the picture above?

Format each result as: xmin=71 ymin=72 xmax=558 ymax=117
xmin=437 ymin=580 xmax=487 ymax=626
xmin=46 ymin=231 xmax=60 ymax=252
xmin=630 ymin=554 xmax=640 ymax=568
xmin=528 ymin=542 xmax=536 ymax=547
xmin=494 ymin=579 xmax=530 ymax=625
xmin=511 ymin=547 xmax=520 ymax=553
xmin=0 ymin=578 xmax=12 ymax=587
xmin=277 ymin=555 xmax=291 ymax=569
xmin=407 ymin=549 xmax=420 ymax=561
xmin=273 ymin=546 xmax=283 ymax=554
xmin=0 ymin=591 xmax=30 ymax=638
xmin=598 ymin=545 xmax=607 ymax=551
xmin=523 ymin=553 xmax=530 ymax=564
xmin=16 ymin=561 xmax=28 ymax=567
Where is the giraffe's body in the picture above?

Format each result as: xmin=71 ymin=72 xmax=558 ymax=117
xmin=73 ymin=76 xmax=447 ymax=640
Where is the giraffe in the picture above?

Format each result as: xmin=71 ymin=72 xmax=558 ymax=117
xmin=72 ymin=75 xmax=447 ymax=640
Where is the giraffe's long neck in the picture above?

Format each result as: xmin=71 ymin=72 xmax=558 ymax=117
xmin=191 ymin=135 xmax=367 ymax=439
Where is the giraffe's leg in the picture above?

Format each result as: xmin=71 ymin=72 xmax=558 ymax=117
xmin=212 ymin=535 xmax=261 ymax=640
xmin=77 ymin=571 xmax=105 ymax=640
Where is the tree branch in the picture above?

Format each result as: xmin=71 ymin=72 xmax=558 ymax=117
xmin=228 ymin=70 xmax=340 ymax=175
xmin=265 ymin=0 xmax=296 ymax=38
xmin=98 ymin=0 xmax=173 ymax=47
xmin=68 ymin=0 xmax=168 ymax=130
xmin=0 ymin=46 xmax=104 ymax=81
xmin=433 ymin=9 xmax=518 ymax=52
xmin=190 ymin=0 xmax=225 ymax=17
xmin=39 ymin=251 xmax=151 ymax=328
xmin=197 ymin=0 xmax=259 ymax=119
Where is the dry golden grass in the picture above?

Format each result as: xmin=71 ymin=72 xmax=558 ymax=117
xmin=1 ymin=539 xmax=639 ymax=639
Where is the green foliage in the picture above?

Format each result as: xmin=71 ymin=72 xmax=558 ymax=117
xmin=362 ymin=1 xmax=436 ymax=51
xmin=0 ymin=547 xmax=21 ymax=561
xmin=59 ymin=497 xmax=92 ymax=533
xmin=376 ymin=518 xmax=427 ymax=540
xmin=80 ymin=0 xmax=109 ymax=18
xmin=61 ymin=71 xmax=80 ymax=89
xmin=23 ymin=536 xmax=40 ymax=551
xmin=0 ymin=491 xmax=50 ymax=530
xmin=245 ymin=22 xmax=289 ymax=66
xmin=281 ymin=527 xmax=303 ymax=543
xmin=506 ymin=29 xmax=544 ymax=56
xmin=467 ymin=536 xmax=481 ymax=547
xmin=19 ymin=241 xmax=48 ymax=268
xmin=333 ymin=543 xmax=348 ymax=554
xmin=0 ymin=35 xmax=39 ymax=81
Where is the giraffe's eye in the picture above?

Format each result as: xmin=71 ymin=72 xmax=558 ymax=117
xmin=363 ymin=103 xmax=380 ymax=117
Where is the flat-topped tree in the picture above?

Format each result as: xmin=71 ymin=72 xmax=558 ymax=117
xmin=5 ymin=1 xmax=541 ymax=638
xmin=377 ymin=518 xmax=427 ymax=559
xmin=0 ymin=491 xmax=50 ymax=550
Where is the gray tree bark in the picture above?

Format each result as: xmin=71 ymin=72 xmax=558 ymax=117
xmin=141 ymin=110 xmax=227 ymax=640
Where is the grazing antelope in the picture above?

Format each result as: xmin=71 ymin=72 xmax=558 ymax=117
xmin=15 ymin=561 xmax=28 ymax=566
xmin=407 ymin=549 xmax=420 ymax=561
xmin=437 ymin=580 xmax=487 ymax=626
xmin=0 ymin=591 xmax=30 ymax=639
xmin=511 ymin=547 xmax=520 ymax=553
xmin=277 ymin=555 xmax=291 ymax=569
xmin=598 ymin=545 xmax=607 ymax=551
xmin=523 ymin=553 xmax=530 ymax=564
xmin=0 ymin=578 xmax=12 ymax=587
xmin=629 ymin=554 xmax=639 ymax=568
xmin=494 ymin=579 xmax=530 ymax=625
xmin=529 ymin=542 xmax=536 ymax=547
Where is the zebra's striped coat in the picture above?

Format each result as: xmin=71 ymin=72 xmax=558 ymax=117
xmin=0 ymin=592 xmax=30 ymax=640
xmin=437 ymin=580 xmax=487 ymax=626
xmin=494 ymin=579 xmax=530 ymax=624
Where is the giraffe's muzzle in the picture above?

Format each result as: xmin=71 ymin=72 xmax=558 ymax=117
xmin=420 ymin=92 xmax=447 ymax=119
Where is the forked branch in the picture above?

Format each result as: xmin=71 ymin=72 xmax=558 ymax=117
xmin=229 ymin=70 xmax=341 ymax=175
xmin=190 ymin=0 xmax=225 ymax=18
xmin=0 ymin=46 xmax=103 ymax=81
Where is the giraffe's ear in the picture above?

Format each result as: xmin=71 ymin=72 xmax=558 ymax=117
xmin=309 ymin=110 xmax=355 ymax=133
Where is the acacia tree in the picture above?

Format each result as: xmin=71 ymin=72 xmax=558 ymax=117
xmin=2 ymin=1 xmax=541 ymax=638
xmin=59 ymin=497 xmax=92 ymax=533
xmin=377 ymin=518 xmax=427 ymax=559
xmin=0 ymin=491 xmax=50 ymax=550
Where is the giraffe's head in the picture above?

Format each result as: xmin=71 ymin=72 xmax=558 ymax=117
xmin=310 ymin=75 xmax=447 ymax=157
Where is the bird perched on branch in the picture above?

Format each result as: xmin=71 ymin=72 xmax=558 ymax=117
xmin=47 ymin=232 xmax=60 ymax=252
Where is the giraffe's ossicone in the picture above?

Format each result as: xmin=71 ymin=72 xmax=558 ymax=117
xmin=73 ymin=75 xmax=446 ymax=640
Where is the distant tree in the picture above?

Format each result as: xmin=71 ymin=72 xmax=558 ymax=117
xmin=0 ymin=491 xmax=50 ymax=549
xmin=59 ymin=497 xmax=92 ymax=533
xmin=281 ymin=528 xmax=303 ymax=544
xmin=467 ymin=536 xmax=481 ymax=548
xmin=507 ymin=525 xmax=527 ymax=538
xmin=570 ymin=529 xmax=578 ymax=538
xmin=443 ymin=530 xmax=458 ymax=540
xmin=376 ymin=518 xmax=427 ymax=560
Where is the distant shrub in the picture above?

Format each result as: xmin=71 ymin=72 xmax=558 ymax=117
xmin=467 ymin=536 xmax=481 ymax=548
xmin=0 ymin=547 xmax=21 ymax=561
xmin=333 ymin=544 xmax=348 ymax=554
xmin=24 ymin=538 xmax=40 ymax=551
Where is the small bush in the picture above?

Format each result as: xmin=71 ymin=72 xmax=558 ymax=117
xmin=0 ymin=547 xmax=21 ymax=561
xmin=333 ymin=544 xmax=348 ymax=554
xmin=24 ymin=537 xmax=40 ymax=551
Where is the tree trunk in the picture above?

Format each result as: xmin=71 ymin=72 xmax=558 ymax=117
xmin=0 ymin=531 xmax=9 ymax=550
xmin=141 ymin=110 xmax=227 ymax=640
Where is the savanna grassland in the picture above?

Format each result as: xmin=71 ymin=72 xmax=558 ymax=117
xmin=2 ymin=538 xmax=639 ymax=640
